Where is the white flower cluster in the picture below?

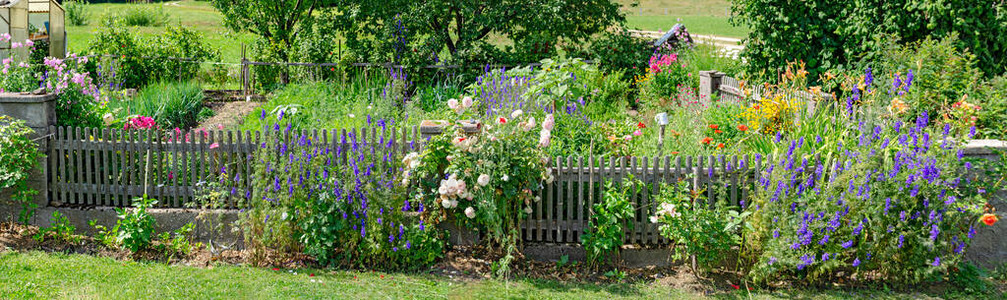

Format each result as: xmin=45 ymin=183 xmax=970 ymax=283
xmin=649 ymin=202 xmax=681 ymax=223
xmin=400 ymin=152 xmax=422 ymax=185
xmin=438 ymin=174 xmax=472 ymax=209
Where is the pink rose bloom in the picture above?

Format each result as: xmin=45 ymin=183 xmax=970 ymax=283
xmin=542 ymin=114 xmax=554 ymax=131
xmin=633 ymin=130 xmax=642 ymax=136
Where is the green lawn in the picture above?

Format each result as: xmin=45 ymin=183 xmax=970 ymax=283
xmin=0 ymin=251 xmax=981 ymax=299
xmin=616 ymin=0 xmax=749 ymax=38
xmin=66 ymin=0 xmax=256 ymax=62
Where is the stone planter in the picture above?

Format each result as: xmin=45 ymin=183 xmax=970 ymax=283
xmin=0 ymin=92 xmax=57 ymax=138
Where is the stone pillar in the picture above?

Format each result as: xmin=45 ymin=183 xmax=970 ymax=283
xmin=0 ymin=92 xmax=57 ymax=210
xmin=963 ymin=139 xmax=1007 ymax=269
xmin=699 ymin=70 xmax=725 ymax=102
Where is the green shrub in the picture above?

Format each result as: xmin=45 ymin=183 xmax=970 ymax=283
xmin=65 ymin=0 xmax=91 ymax=26
xmin=872 ymin=35 xmax=982 ymax=121
xmin=732 ymin=0 xmax=1007 ymax=80
xmin=582 ymin=180 xmax=638 ymax=267
xmin=108 ymin=81 xmax=210 ymax=129
xmin=88 ymin=17 xmax=220 ymax=88
xmin=589 ymin=28 xmax=651 ymax=81
xmin=973 ymin=76 xmax=1007 ymax=140
xmin=0 ymin=117 xmax=40 ymax=223
xmin=117 ymin=5 xmax=168 ymax=27
xmin=653 ymin=180 xmax=746 ymax=272
xmin=114 ymin=196 xmax=158 ymax=252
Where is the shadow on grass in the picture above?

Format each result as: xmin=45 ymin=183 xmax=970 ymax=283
xmin=521 ymin=277 xmax=647 ymax=297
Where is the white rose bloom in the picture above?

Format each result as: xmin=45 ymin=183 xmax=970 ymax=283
xmin=511 ymin=109 xmax=523 ymax=119
xmin=545 ymin=174 xmax=555 ymax=184
xmin=442 ymin=199 xmax=453 ymax=208
xmin=465 ymin=207 xmax=476 ymax=219
xmin=502 ymin=175 xmax=509 ymax=182
xmin=524 ymin=117 xmax=536 ymax=131
xmin=478 ymin=174 xmax=491 ymax=186
xmin=524 ymin=207 xmax=533 ymax=214
xmin=539 ymin=129 xmax=552 ymax=148
xmin=649 ymin=216 xmax=659 ymax=224
xmin=448 ymin=99 xmax=459 ymax=110
xmin=534 ymin=196 xmax=541 ymax=202
xmin=462 ymin=96 xmax=473 ymax=108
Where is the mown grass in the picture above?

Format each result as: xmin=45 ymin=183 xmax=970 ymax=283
xmin=616 ymin=0 xmax=748 ymax=38
xmin=66 ymin=0 xmax=256 ymax=62
xmin=1 ymin=251 xmax=992 ymax=299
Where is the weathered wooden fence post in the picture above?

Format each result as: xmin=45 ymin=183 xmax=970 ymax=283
xmin=0 ymin=92 xmax=57 ymax=210
xmin=699 ymin=70 xmax=725 ymax=102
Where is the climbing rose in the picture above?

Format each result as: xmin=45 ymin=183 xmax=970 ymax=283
xmin=477 ymin=174 xmax=490 ymax=186
xmin=465 ymin=207 xmax=476 ymax=219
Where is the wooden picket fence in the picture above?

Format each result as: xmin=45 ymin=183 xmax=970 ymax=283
xmin=47 ymin=126 xmax=767 ymax=245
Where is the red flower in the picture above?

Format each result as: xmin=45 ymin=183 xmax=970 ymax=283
xmin=717 ymin=143 xmax=725 ymax=149
xmin=637 ymin=122 xmax=646 ymax=129
xmin=731 ymin=284 xmax=740 ymax=290
xmin=715 ymin=130 xmax=723 ymax=134
xmin=380 ymin=275 xmax=385 ymax=279
xmin=981 ymin=213 xmax=999 ymax=226
xmin=272 ymin=268 xmax=280 ymax=271
xmin=702 ymin=137 xmax=713 ymax=144
xmin=309 ymin=273 xmax=315 ymax=277
xmin=498 ymin=117 xmax=507 ymax=124
xmin=737 ymin=124 xmax=749 ymax=132
xmin=330 ymin=67 xmax=335 ymax=71
xmin=709 ymin=124 xmax=719 ymax=130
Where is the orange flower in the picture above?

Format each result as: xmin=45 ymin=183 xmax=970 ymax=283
xmin=981 ymin=213 xmax=999 ymax=226
xmin=702 ymin=137 xmax=713 ymax=144
xmin=737 ymin=124 xmax=749 ymax=132
xmin=715 ymin=130 xmax=723 ymax=134
xmin=709 ymin=124 xmax=719 ymax=130
xmin=671 ymin=151 xmax=680 ymax=155
xmin=717 ymin=143 xmax=725 ymax=149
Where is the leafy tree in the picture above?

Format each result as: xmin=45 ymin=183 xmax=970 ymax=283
xmin=326 ymin=0 xmax=624 ymax=67
xmin=210 ymin=0 xmax=321 ymax=82
xmin=732 ymin=0 xmax=1007 ymax=81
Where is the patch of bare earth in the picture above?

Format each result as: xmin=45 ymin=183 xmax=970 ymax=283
xmin=199 ymin=101 xmax=262 ymax=130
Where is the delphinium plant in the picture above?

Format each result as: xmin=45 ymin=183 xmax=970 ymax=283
xmin=403 ymin=92 xmax=552 ymax=277
xmin=744 ymin=107 xmax=987 ymax=284
xmin=242 ymin=110 xmax=443 ymax=269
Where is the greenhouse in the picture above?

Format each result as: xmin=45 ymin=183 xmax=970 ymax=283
xmin=0 ymin=0 xmax=65 ymax=60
